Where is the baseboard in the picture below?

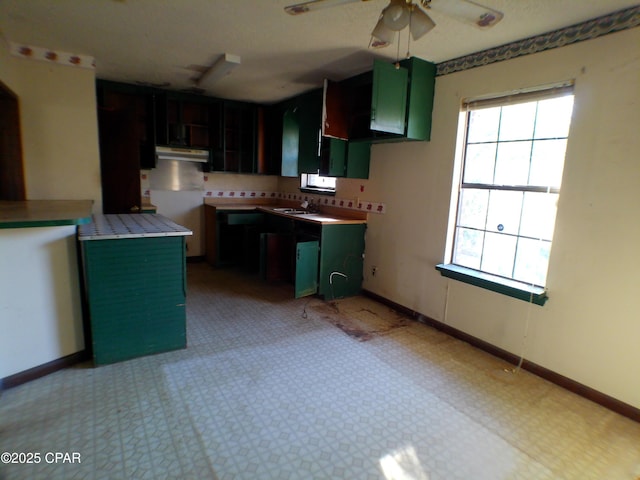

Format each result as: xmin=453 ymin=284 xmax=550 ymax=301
xmin=0 ymin=351 xmax=89 ymax=391
xmin=362 ymin=289 xmax=640 ymax=423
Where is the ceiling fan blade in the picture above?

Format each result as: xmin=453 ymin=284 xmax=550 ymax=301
xmin=284 ymin=0 xmax=370 ymax=15
xmin=428 ymin=0 xmax=503 ymax=28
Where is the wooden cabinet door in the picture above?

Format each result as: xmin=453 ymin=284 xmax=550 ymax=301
xmin=322 ymin=79 xmax=349 ymax=140
xmin=98 ymin=107 xmax=141 ymax=214
xmin=370 ymin=59 xmax=408 ymax=135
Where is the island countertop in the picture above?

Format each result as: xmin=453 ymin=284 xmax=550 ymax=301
xmin=0 ymin=200 xmax=94 ymax=229
xmin=78 ymin=213 xmax=192 ymax=241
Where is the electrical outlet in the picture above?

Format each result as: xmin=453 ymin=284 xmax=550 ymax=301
xmin=371 ymin=266 xmax=377 ymax=277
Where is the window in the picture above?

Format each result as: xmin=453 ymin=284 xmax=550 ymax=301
xmin=300 ymin=173 xmax=336 ymax=195
xmin=438 ymin=84 xmax=574 ymax=305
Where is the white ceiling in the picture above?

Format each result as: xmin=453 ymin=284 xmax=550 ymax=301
xmin=1 ymin=0 xmax=638 ymax=104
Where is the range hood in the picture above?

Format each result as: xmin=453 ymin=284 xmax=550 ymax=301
xmin=155 ymin=146 xmax=209 ymax=163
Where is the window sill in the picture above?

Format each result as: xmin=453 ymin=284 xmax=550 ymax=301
xmin=435 ymin=264 xmax=548 ymax=306
xmin=299 ymin=187 xmax=336 ymax=196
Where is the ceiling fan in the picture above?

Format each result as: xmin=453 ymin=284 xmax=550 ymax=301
xmin=284 ymin=0 xmax=503 ymax=48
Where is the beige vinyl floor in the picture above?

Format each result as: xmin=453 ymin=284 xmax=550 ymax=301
xmin=1 ymin=262 xmax=639 ymax=480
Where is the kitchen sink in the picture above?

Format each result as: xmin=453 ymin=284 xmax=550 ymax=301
xmin=273 ymin=208 xmax=311 ymax=215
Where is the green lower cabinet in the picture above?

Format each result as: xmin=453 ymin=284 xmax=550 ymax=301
xmin=81 ymin=236 xmax=187 ymax=365
xmin=319 ymin=224 xmax=366 ymax=299
xmin=295 ymin=240 xmax=319 ymax=298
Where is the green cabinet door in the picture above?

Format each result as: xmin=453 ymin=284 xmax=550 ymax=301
xmin=401 ymin=56 xmax=437 ymax=141
xmin=370 ymin=59 xmax=408 ymax=135
xmin=346 ymin=141 xmax=371 ymax=179
xmin=327 ymin=138 xmax=347 ymax=177
xmin=319 ymin=224 xmax=366 ymax=299
xmin=297 ymin=92 xmax=322 ymax=174
xmin=281 ymin=108 xmax=299 ymax=177
xmin=295 ymin=240 xmax=320 ymax=298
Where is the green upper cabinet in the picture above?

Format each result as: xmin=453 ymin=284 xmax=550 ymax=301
xmin=297 ymin=91 xmax=322 ymax=174
xmin=319 ymin=137 xmax=347 ymax=177
xmin=370 ymin=59 xmax=408 ymax=135
xmin=346 ymin=141 xmax=371 ymax=179
xmin=281 ymin=107 xmax=299 ymax=177
xmin=340 ymin=56 xmax=436 ymax=143
xmin=280 ymin=89 xmax=322 ymax=177
xmin=402 ymin=56 xmax=437 ymax=141
xmin=319 ymin=138 xmax=370 ymax=179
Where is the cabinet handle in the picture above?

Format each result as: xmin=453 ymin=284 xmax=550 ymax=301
xmin=371 ymin=107 xmax=376 ymax=121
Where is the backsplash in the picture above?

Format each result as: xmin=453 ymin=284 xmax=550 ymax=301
xmin=140 ymin=172 xmax=386 ymax=214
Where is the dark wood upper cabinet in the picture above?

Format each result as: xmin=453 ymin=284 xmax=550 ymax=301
xmin=98 ymin=107 xmax=142 ymax=214
xmin=0 ymin=81 xmax=26 ymax=201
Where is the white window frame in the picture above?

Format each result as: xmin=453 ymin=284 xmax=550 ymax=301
xmin=300 ymin=172 xmax=336 ymax=195
xmin=437 ymin=82 xmax=575 ymax=305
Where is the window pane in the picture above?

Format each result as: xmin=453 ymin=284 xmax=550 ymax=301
xmin=529 ymin=139 xmax=567 ymax=188
xmin=494 ymin=141 xmax=531 ymax=185
xmin=486 ymin=190 xmax=523 ymax=235
xmin=519 ymin=192 xmax=558 ymax=241
xmin=481 ymin=232 xmax=516 ymax=278
xmin=498 ymin=103 xmax=536 ymax=141
xmin=534 ymin=96 xmax=574 ymax=139
xmin=513 ymin=238 xmax=551 ymax=286
xmin=463 ymin=143 xmax=496 ymax=184
xmin=453 ymin=228 xmax=484 ymax=269
xmin=458 ymin=189 xmax=489 ymax=230
xmin=467 ymin=107 xmax=500 ymax=143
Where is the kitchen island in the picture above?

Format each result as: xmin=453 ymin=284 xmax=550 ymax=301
xmin=0 ymin=200 xmax=93 ymax=386
xmin=78 ymin=214 xmax=192 ymax=365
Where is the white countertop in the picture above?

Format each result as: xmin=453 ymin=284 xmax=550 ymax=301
xmin=78 ymin=214 xmax=192 ymax=241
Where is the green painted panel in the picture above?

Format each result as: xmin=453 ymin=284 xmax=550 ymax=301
xmin=371 ymin=60 xmax=408 ymax=135
xmin=319 ymin=224 xmax=366 ymax=299
xmin=82 ymin=236 xmax=187 ymax=365
xmin=295 ymin=240 xmax=319 ymax=298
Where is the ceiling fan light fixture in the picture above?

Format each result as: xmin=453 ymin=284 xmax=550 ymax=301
xmin=409 ymin=5 xmax=436 ymax=40
xmin=382 ymin=0 xmax=410 ymax=31
xmin=371 ymin=14 xmax=396 ymax=46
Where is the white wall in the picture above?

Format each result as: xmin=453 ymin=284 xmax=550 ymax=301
xmin=0 ymin=226 xmax=84 ymax=378
xmin=0 ymin=40 xmax=102 ymax=212
xmin=0 ymin=41 xmax=101 ymax=378
xmin=363 ymin=28 xmax=640 ymax=409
